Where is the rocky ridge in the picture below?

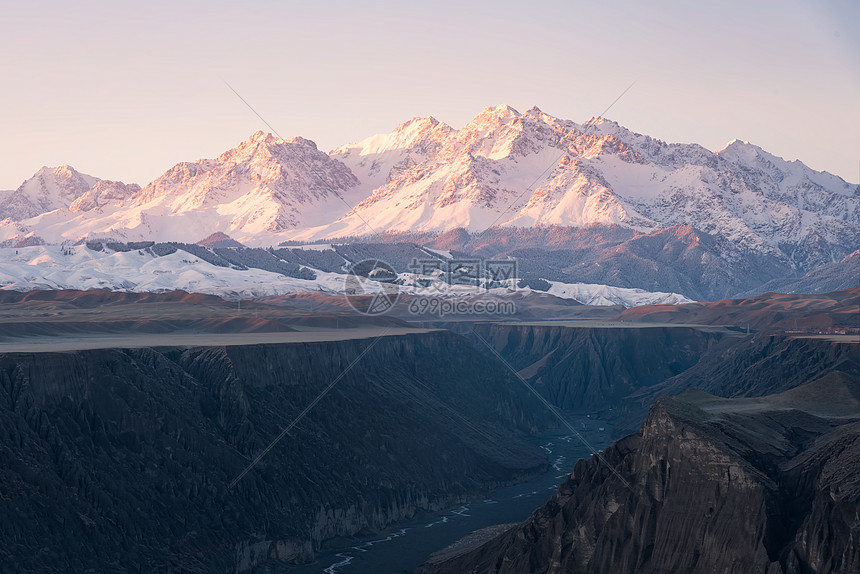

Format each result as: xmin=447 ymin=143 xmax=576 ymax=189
xmin=1 ymin=106 xmax=856 ymax=269
xmin=418 ymin=372 xmax=860 ymax=574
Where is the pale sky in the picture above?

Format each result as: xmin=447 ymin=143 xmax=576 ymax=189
xmin=1 ymin=0 xmax=858 ymax=189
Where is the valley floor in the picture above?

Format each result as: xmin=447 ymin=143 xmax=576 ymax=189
xmin=280 ymin=418 xmax=613 ymax=574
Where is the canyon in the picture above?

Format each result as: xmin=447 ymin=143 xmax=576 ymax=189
xmin=0 ymin=288 xmax=856 ymax=572
xmin=418 ymin=371 xmax=860 ymax=573
xmin=0 ymin=322 xmax=547 ymax=572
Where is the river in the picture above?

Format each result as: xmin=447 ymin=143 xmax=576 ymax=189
xmin=277 ymin=415 xmax=613 ymax=574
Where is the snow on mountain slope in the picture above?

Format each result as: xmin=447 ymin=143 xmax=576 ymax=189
xmin=587 ymin=119 xmax=858 ymax=252
xmin=287 ymin=106 xmax=859 ymax=268
xmin=0 ymin=220 xmax=40 ymax=248
xmin=545 ymin=280 xmax=692 ymax=306
xmin=291 ymin=105 xmax=646 ymax=240
xmin=117 ymin=132 xmax=362 ymax=244
xmin=0 ymin=165 xmax=99 ymax=220
xmin=0 ymin=244 xmax=691 ymax=307
xmin=69 ymin=180 xmax=141 ymax=213
xmin=8 ymin=133 xmax=363 ymax=246
xmin=0 ymin=245 xmax=342 ymax=298
xmin=331 ymin=116 xmax=454 ymax=195
xmin=0 ymin=105 xmax=856 ymax=271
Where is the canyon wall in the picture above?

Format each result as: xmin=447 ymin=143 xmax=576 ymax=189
xmin=0 ymin=331 xmax=546 ymax=573
xmin=419 ymin=372 xmax=860 ymax=574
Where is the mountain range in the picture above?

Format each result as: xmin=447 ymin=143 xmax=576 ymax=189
xmin=2 ymin=105 xmax=858 ymax=301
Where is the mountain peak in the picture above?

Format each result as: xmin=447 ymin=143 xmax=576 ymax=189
xmin=522 ymin=106 xmax=560 ymax=124
xmin=34 ymin=164 xmax=80 ymax=178
xmin=248 ymin=129 xmax=275 ymax=141
xmin=584 ymin=116 xmax=621 ymax=129
xmin=491 ymin=103 xmax=520 ymax=114
xmin=284 ymin=136 xmax=317 ymax=149
xmin=480 ymin=103 xmax=520 ymax=119
xmin=122 ymin=129 xmax=360 ymax=239
xmin=394 ymin=116 xmax=442 ymax=132
xmin=717 ymin=139 xmax=776 ymax=165
xmin=238 ymin=131 xmax=318 ymax=152
xmin=720 ymin=138 xmax=754 ymax=151
xmin=3 ymin=164 xmax=100 ymax=217
xmin=331 ymin=116 xmax=453 ymax=162
xmin=238 ymin=130 xmax=280 ymax=148
xmin=466 ymin=104 xmax=521 ymax=129
xmin=460 ymin=104 xmax=523 ymax=140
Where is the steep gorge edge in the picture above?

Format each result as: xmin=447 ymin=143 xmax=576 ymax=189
xmin=0 ymin=331 xmax=547 ymax=573
xmin=417 ymin=323 xmax=860 ymax=573
xmin=470 ymin=323 xmax=732 ymax=414
xmin=471 ymin=323 xmax=860 ymax=432
xmin=418 ymin=372 xmax=860 ymax=573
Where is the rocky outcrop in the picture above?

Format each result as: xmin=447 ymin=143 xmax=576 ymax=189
xmin=68 ymin=180 xmax=140 ymax=213
xmin=0 ymin=331 xmax=547 ymax=573
xmin=418 ymin=372 xmax=860 ymax=574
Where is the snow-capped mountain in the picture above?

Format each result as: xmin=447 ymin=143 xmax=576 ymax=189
xmin=296 ymin=105 xmax=639 ymax=240
xmin=332 ymin=116 xmax=454 ymax=197
xmin=123 ymin=131 xmax=361 ymax=238
xmin=292 ymin=106 xmax=859 ymax=270
xmin=2 ymin=132 xmax=362 ymax=247
xmin=0 ymin=165 xmax=99 ymax=221
xmin=0 ymin=105 xmax=857 ymax=300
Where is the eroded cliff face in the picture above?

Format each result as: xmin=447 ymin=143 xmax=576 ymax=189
xmin=617 ymin=333 xmax=860 ymax=435
xmin=472 ymin=322 xmax=859 ymax=441
xmin=471 ymin=323 xmax=727 ymax=413
xmin=0 ymin=331 xmax=547 ymax=573
xmin=418 ymin=373 xmax=860 ymax=574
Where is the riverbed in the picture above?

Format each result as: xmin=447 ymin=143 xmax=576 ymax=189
xmin=278 ymin=415 xmax=613 ymax=574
